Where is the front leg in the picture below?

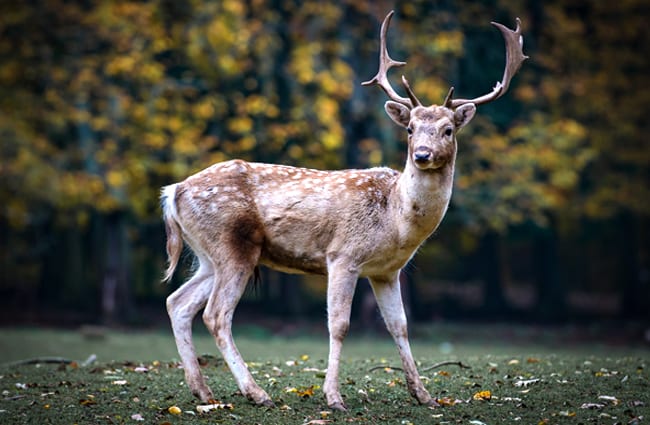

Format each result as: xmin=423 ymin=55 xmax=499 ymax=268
xmin=369 ymin=272 xmax=438 ymax=406
xmin=323 ymin=261 xmax=359 ymax=411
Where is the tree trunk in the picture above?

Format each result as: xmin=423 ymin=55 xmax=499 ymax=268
xmin=620 ymin=213 xmax=646 ymax=320
xmin=535 ymin=220 xmax=565 ymax=322
xmin=478 ymin=231 xmax=508 ymax=317
xmin=102 ymin=212 xmax=133 ymax=325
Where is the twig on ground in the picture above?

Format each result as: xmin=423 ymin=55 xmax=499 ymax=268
xmin=2 ymin=357 xmax=74 ymax=367
xmin=368 ymin=360 xmax=471 ymax=373
xmin=421 ymin=360 xmax=471 ymax=372
xmin=2 ymin=354 xmax=98 ymax=368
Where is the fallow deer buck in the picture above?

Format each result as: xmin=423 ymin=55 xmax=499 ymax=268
xmin=162 ymin=11 xmax=527 ymax=410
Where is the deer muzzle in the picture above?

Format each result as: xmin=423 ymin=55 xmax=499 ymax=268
xmin=413 ymin=146 xmax=435 ymax=169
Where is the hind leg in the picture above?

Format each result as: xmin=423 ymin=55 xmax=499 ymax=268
xmin=166 ymin=262 xmax=214 ymax=402
xmin=202 ymin=262 xmax=274 ymax=407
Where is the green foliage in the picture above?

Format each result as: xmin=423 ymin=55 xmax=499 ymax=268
xmin=0 ymin=0 xmax=648 ymax=314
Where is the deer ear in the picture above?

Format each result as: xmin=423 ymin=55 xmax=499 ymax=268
xmin=454 ymin=103 xmax=476 ymax=129
xmin=384 ymin=101 xmax=411 ymax=128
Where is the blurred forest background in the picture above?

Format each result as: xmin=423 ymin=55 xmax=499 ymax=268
xmin=0 ymin=0 xmax=648 ymax=329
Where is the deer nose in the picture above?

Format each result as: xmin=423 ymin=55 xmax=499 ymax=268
xmin=413 ymin=149 xmax=432 ymax=163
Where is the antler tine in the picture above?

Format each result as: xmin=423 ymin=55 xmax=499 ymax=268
xmin=443 ymin=87 xmax=455 ymax=108
xmin=449 ymin=18 xmax=528 ymax=108
xmin=362 ymin=11 xmax=415 ymax=108
xmin=401 ymin=76 xmax=422 ymax=107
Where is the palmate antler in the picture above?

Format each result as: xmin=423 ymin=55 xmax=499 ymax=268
xmin=361 ymin=11 xmax=422 ymax=108
xmin=363 ymin=11 xmax=528 ymax=110
xmin=447 ymin=18 xmax=528 ymax=108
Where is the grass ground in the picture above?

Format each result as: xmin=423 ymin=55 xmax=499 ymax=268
xmin=0 ymin=325 xmax=648 ymax=424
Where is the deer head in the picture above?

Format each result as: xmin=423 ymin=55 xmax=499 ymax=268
xmin=362 ymin=11 xmax=528 ymax=171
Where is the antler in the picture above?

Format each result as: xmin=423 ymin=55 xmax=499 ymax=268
xmin=362 ymin=11 xmax=422 ymax=108
xmin=447 ymin=18 xmax=528 ymax=108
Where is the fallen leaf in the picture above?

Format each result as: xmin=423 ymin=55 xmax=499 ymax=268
xmin=79 ymin=398 xmax=96 ymax=406
xmin=196 ymin=403 xmax=234 ymax=413
xmin=580 ymin=403 xmax=604 ymax=409
xmin=526 ymin=358 xmax=540 ymax=363
xmin=597 ymin=395 xmax=620 ymax=405
xmin=508 ymin=359 xmax=520 ymax=365
xmin=297 ymin=385 xmax=318 ymax=398
xmin=303 ymin=420 xmax=332 ymax=425
xmin=514 ymin=378 xmax=540 ymax=387
xmin=168 ymin=405 xmax=181 ymax=415
xmin=436 ymin=397 xmax=457 ymax=406
xmin=112 ymin=380 xmax=128 ymax=386
xmin=302 ymin=367 xmax=324 ymax=373
xmin=131 ymin=413 xmax=145 ymax=421
xmin=472 ymin=390 xmax=492 ymax=401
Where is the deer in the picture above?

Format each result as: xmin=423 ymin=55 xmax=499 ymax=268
xmin=161 ymin=11 xmax=527 ymax=410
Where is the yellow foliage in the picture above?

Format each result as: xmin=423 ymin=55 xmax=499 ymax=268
xmin=228 ymin=116 xmax=254 ymax=134
xmin=433 ymin=31 xmax=464 ymax=54
xmin=315 ymin=97 xmax=338 ymax=121
xmin=322 ymin=131 xmax=342 ymax=151
xmin=288 ymin=145 xmax=303 ymax=160
xmin=2 ymin=0 xmax=644 ymax=230
xmin=106 ymin=169 xmax=127 ymax=188
xmin=193 ymin=100 xmax=215 ymax=120
xmin=105 ymin=55 xmax=137 ymax=76
xmin=238 ymin=135 xmax=257 ymax=151
xmin=368 ymin=149 xmax=383 ymax=166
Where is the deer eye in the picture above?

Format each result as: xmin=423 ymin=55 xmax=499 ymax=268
xmin=444 ymin=127 xmax=453 ymax=137
xmin=407 ymin=127 xmax=413 ymax=135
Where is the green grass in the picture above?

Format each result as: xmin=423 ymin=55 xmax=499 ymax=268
xmin=0 ymin=326 xmax=648 ymax=424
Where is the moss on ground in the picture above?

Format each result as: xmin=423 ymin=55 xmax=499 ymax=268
xmin=1 ymin=353 xmax=648 ymax=424
xmin=0 ymin=327 xmax=648 ymax=424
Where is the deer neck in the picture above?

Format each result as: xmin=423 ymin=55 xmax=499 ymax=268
xmin=392 ymin=156 xmax=456 ymax=243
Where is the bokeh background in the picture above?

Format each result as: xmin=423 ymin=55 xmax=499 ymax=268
xmin=1 ymin=0 xmax=648 ymax=334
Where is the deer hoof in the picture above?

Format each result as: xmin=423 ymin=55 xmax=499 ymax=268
xmin=328 ymin=401 xmax=348 ymax=412
xmin=423 ymin=397 xmax=441 ymax=408
xmin=258 ymin=398 xmax=276 ymax=408
xmin=192 ymin=387 xmax=214 ymax=404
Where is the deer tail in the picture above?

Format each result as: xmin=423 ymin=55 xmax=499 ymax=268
xmin=161 ymin=184 xmax=183 ymax=283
